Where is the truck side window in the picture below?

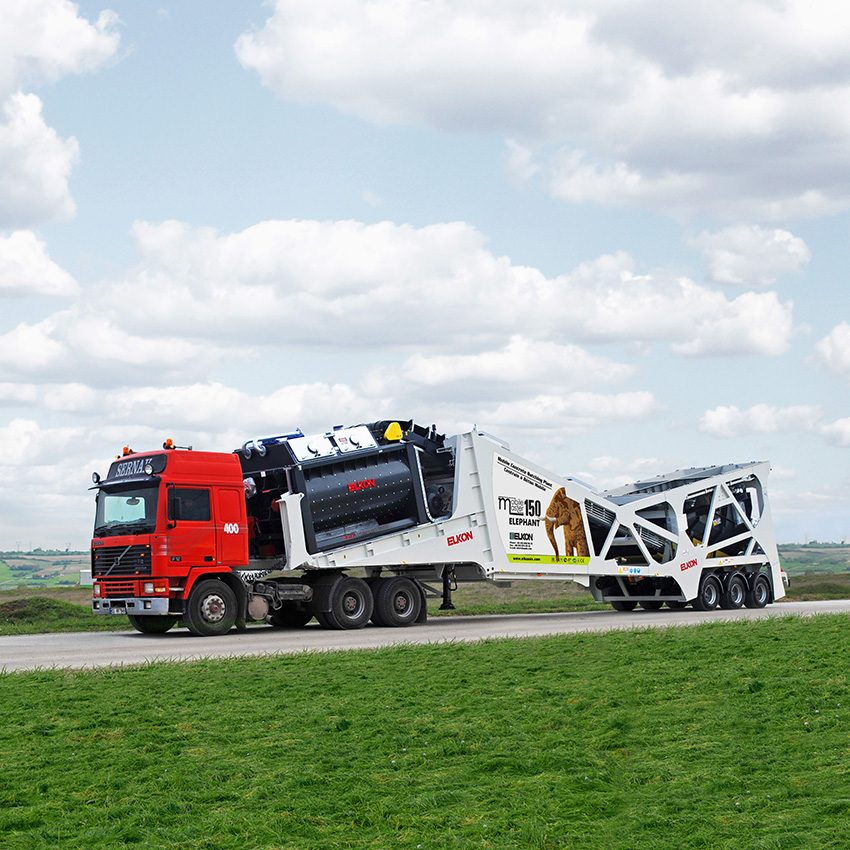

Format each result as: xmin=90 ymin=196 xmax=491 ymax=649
xmin=168 ymin=488 xmax=211 ymax=522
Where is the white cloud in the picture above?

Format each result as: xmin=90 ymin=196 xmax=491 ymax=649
xmin=363 ymin=337 xmax=636 ymax=404
xmin=120 ymin=220 xmax=795 ymax=357
xmin=487 ymin=390 xmax=661 ymax=435
xmin=0 ymin=93 xmax=79 ymax=227
xmin=0 ymin=2 xmax=119 ymax=229
xmin=236 ymin=0 xmax=850 ymax=218
xmin=670 ymin=291 xmax=794 ymax=357
xmin=812 ymin=323 xmax=850 ymax=378
xmin=0 ymin=1 xmax=119 ymax=96
xmin=0 ymin=230 xmax=78 ymax=296
xmin=687 ymin=225 xmax=810 ymax=287
xmin=820 ymin=417 xmax=850 ymax=448
xmin=576 ymin=455 xmax=665 ymax=490
xmin=699 ymin=403 xmax=822 ymax=438
xmin=0 ymin=310 xmax=218 ymax=385
xmin=0 ymin=219 xmax=795 ymax=394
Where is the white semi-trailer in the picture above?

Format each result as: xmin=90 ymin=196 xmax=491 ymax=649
xmin=90 ymin=420 xmax=786 ymax=635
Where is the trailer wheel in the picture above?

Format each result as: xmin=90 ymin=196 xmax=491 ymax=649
xmin=720 ymin=574 xmax=747 ymax=610
xmin=692 ymin=574 xmax=721 ymax=611
xmin=373 ymin=577 xmax=422 ymax=627
xmin=639 ymin=600 xmax=664 ymax=610
xmin=666 ymin=600 xmax=688 ymax=609
xmin=611 ymin=600 xmax=637 ymax=611
xmin=184 ymin=580 xmax=237 ymax=636
xmin=323 ymin=577 xmax=373 ymax=630
xmin=268 ymin=605 xmax=313 ymax=628
xmin=745 ymin=574 xmax=771 ymax=609
xmin=128 ymin=614 xmax=178 ymax=634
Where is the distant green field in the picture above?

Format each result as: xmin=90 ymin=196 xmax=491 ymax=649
xmin=1 ymin=614 xmax=848 ymax=849
xmin=0 ymin=551 xmax=88 ymax=591
xmin=779 ymin=544 xmax=850 ymax=575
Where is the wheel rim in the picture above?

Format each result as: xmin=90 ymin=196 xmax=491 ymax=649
xmin=200 ymin=593 xmax=227 ymax=624
xmin=703 ymin=579 xmax=719 ymax=608
xmin=393 ymin=591 xmax=411 ymax=615
xmin=342 ymin=590 xmax=366 ymax=618
xmin=730 ymin=580 xmax=744 ymax=606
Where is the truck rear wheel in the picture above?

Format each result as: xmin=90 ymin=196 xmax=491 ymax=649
xmin=692 ymin=574 xmax=721 ymax=611
xmin=323 ymin=577 xmax=373 ymax=630
xmin=745 ymin=574 xmax=771 ymax=609
xmin=373 ymin=577 xmax=422 ymax=627
xmin=128 ymin=614 xmax=178 ymax=634
xmin=184 ymin=580 xmax=237 ymax=636
xmin=720 ymin=574 xmax=746 ymax=609
xmin=611 ymin=599 xmax=637 ymax=611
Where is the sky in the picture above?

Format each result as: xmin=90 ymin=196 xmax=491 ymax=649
xmin=1 ymin=0 xmax=850 ymax=551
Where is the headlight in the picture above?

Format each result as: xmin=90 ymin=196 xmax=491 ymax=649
xmin=144 ymin=461 xmax=154 ymax=475
xmin=93 ymin=583 xmax=101 ymax=595
xmin=143 ymin=582 xmax=154 ymax=594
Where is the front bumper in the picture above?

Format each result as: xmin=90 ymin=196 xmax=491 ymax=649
xmin=92 ymin=597 xmax=170 ymax=616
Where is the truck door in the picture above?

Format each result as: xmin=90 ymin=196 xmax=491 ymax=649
xmin=166 ymin=486 xmax=216 ymax=567
xmin=216 ymin=487 xmax=248 ymax=566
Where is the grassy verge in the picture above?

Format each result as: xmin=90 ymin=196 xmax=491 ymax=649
xmin=1 ymin=614 xmax=848 ymax=849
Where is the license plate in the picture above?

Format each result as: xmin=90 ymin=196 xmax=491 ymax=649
xmin=110 ymin=604 xmax=126 ymax=615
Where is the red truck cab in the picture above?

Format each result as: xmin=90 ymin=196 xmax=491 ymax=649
xmin=90 ymin=444 xmax=249 ymax=634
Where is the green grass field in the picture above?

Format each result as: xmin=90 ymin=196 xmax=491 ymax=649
xmin=1 ymin=614 xmax=848 ymax=849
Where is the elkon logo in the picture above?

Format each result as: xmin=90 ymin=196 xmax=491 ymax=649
xmin=448 ymin=531 xmax=473 ymax=547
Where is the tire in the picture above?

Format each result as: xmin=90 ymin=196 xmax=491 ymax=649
xmin=128 ymin=614 xmax=178 ymax=634
xmin=373 ymin=577 xmax=422 ymax=627
xmin=314 ymin=611 xmax=334 ymax=629
xmin=184 ymin=580 xmax=237 ymax=636
xmin=268 ymin=604 xmax=313 ymax=628
xmin=666 ymin=600 xmax=688 ymax=610
xmin=745 ymin=574 xmax=771 ymax=609
xmin=639 ymin=600 xmax=664 ymax=610
xmin=611 ymin=599 xmax=637 ymax=611
xmin=691 ymin=574 xmax=722 ymax=611
xmin=720 ymin=574 xmax=747 ymax=610
xmin=323 ymin=577 xmax=373 ymax=630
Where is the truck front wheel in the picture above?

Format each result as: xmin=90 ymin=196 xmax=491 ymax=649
xmin=128 ymin=614 xmax=178 ymax=634
xmin=185 ymin=580 xmax=237 ymax=636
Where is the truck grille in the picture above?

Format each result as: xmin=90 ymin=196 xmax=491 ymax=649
xmin=92 ymin=544 xmax=152 ymax=577
xmin=99 ymin=580 xmax=137 ymax=596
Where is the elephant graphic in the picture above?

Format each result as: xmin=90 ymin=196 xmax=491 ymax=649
xmin=545 ymin=488 xmax=589 ymax=561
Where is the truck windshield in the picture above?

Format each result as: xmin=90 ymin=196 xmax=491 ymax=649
xmin=94 ymin=484 xmax=159 ymax=537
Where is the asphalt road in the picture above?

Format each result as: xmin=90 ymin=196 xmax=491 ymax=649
xmin=2 ymin=600 xmax=848 ymax=673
